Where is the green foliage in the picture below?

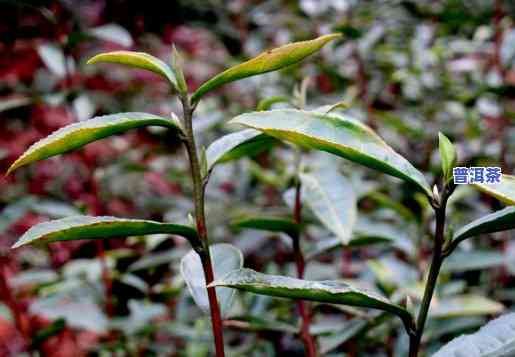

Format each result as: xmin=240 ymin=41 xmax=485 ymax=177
xmin=87 ymin=51 xmax=179 ymax=89
xmin=433 ymin=312 xmax=515 ymax=357
xmin=230 ymin=109 xmax=432 ymax=196
xmin=211 ymin=268 xmax=415 ymax=332
xmin=7 ymin=113 xmax=181 ymax=174
xmin=191 ymin=33 xmax=341 ymax=102
xmin=12 ymin=216 xmax=198 ymax=248
xmin=438 ymin=132 xmax=457 ymax=183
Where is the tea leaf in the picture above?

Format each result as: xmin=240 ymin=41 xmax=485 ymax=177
xmin=205 ymin=129 xmax=277 ymax=173
xmin=181 ymin=243 xmax=243 ymax=317
xmin=87 ymin=51 xmax=178 ymax=89
xmin=210 ymin=268 xmax=414 ymax=333
xmin=7 ymin=112 xmax=181 ymax=175
xmin=438 ymin=132 xmax=457 ymax=183
xmin=12 ymin=216 xmax=198 ymax=248
xmin=230 ymin=109 xmax=431 ymax=196
xmin=445 ymin=206 xmax=515 ymax=255
xmin=433 ymin=312 xmax=515 ymax=357
xmin=473 ymin=174 xmax=515 ymax=205
xmin=299 ymin=169 xmax=357 ymax=244
xmin=431 ymin=295 xmax=504 ymax=318
xmin=231 ymin=216 xmax=299 ymax=238
xmin=191 ymin=33 xmax=341 ymax=102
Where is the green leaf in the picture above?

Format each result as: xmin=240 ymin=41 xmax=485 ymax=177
xmin=87 ymin=51 xmax=178 ymax=89
xmin=433 ymin=312 xmax=515 ymax=357
xmin=438 ymin=132 xmax=457 ymax=183
xmin=299 ymin=169 xmax=357 ymax=244
xmin=231 ymin=216 xmax=299 ymax=238
xmin=7 ymin=112 xmax=180 ymax=175
xmin=180 ymin=243 xmax=243 ymax=318
xmin=442 ymin=250 xmax=506 ymax=273
xmin=473 ymin=174 xmax=515 ymax=205
xmin=210 ymin=268 xmax=414 ymax=333
xmin=256 ymin=96 xmax=289 ymax=111
xmin=191 ymin=33 xmax=341 ymax=103
xmin=205 ymin=129 xmax=277 ymax=173
xmin=431 ymin=295 xmax=504 ymax=319
xmin=445 ymin=207 xmax=515 ymax=255
xmin=170 ymin=45 xmax=188 ymax=94
xmin=229 ymin=109 xmax=431 ymax=196
xmin=12 ymin=216 xmax=198 ymax=248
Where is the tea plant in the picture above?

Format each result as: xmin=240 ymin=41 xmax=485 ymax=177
xmin=6 ymin=30 xmax=515 ymax=357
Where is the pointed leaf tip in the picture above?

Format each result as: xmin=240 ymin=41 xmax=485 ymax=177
xmin=229 ymin=109 xmax=431 ymax=196
xmin=11 ymin=216 xmax=198 ymax=249
xmin=7 ymin=112 xmax=181 ymax=174
xmin=87 ymin=51 xmax=178 ymax=89
xmin=191 ymin=33 xmax=341 ymax=103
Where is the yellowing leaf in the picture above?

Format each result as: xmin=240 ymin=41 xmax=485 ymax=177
xmin=87 ymin=51 xmax=178 ymax=88
xmin=191 ymin=33 xmax=341 ymax=102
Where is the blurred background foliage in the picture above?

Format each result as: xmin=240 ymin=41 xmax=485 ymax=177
xmin=0 ymin=0 xmax=514 ymax=356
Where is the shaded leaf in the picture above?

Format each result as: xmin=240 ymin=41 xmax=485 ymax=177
xmin=181 ymin=243 xmax=243 ymax=317
xmin=445 ymin=207 xmax=515 ymax=255
xmin=473 ymin=174 xmax=515 ymax=205
xmin=0 ymin=97 xmax=31 ymax=113
xmin=12 ymin=216 xmax=198 ymax=248
xmin=205 ymin=129 xmax=277 ymax=173
xmin=442 ymin=250 xmax=506 ymax=273
xmin=7 ymin=112 xmax=180 ymax=174
xmin=231 ymin=216 xmax=299 ymax=238
xmin=229 ymin=109 xmax=431 ymax=196
xmin=88 ymin=24 xmax=133 ymax=47
xmin=191 ymin=33 xmax=341 ymax=102
xmin=431 ymin=295 xmax=504 ymax=319
xmin=87 ymin=51 xmax=178 ymax=88
xmin=210 ymin=268 xmax=414 ymax=332
xmin=299 ymin=169 xmax=357 ymax=244
xmin=30 ymin=295 xmax=107 ymax=333
xmin=433 ymin=312 xmax=515 ymax=357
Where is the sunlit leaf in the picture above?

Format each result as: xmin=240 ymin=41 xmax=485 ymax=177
xmin=229 ymin=109 xmax=431 ymax=196
xmin=191 ymin=33 xmax=341 ymax=102
xmin=473 ymin=174 xmax=515 ymax=205
xmin=299 ymin=169 xmax=357 ymax=244
xmin=7 ymin=112 xmax=181 ymax=174
xmin=438 ymin=132 xmax=457 ymax=183
xmin=210 ymin=268 xmax=414 ymax=332
xmin=205 ymin=129 xmax=277 ymax=173
xmin=12 ymin=216 xmax=198 ymax=248
xmin=445 ymin=206 xmax=515 ymax=255
xmin=433 ymin=312 xmax=515 ymax=357
xmin=87 ymin=51 xmax=178 ymax=88
xmin=181 ymin=243 xmax=243 ymax=317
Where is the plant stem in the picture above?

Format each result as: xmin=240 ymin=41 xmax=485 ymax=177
xmin=292 ymin=175 xmax=317 ymax=357
xmin=409 ymin=190 xmax=449 ymax=357
xmin=180 ymin=95 xmax=225 ymax=357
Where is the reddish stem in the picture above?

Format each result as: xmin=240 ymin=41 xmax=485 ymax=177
xmin=199 ymin=250 xmax=225 ymax=357
xmin=292 ymin=182 xmax=317 ymax=357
